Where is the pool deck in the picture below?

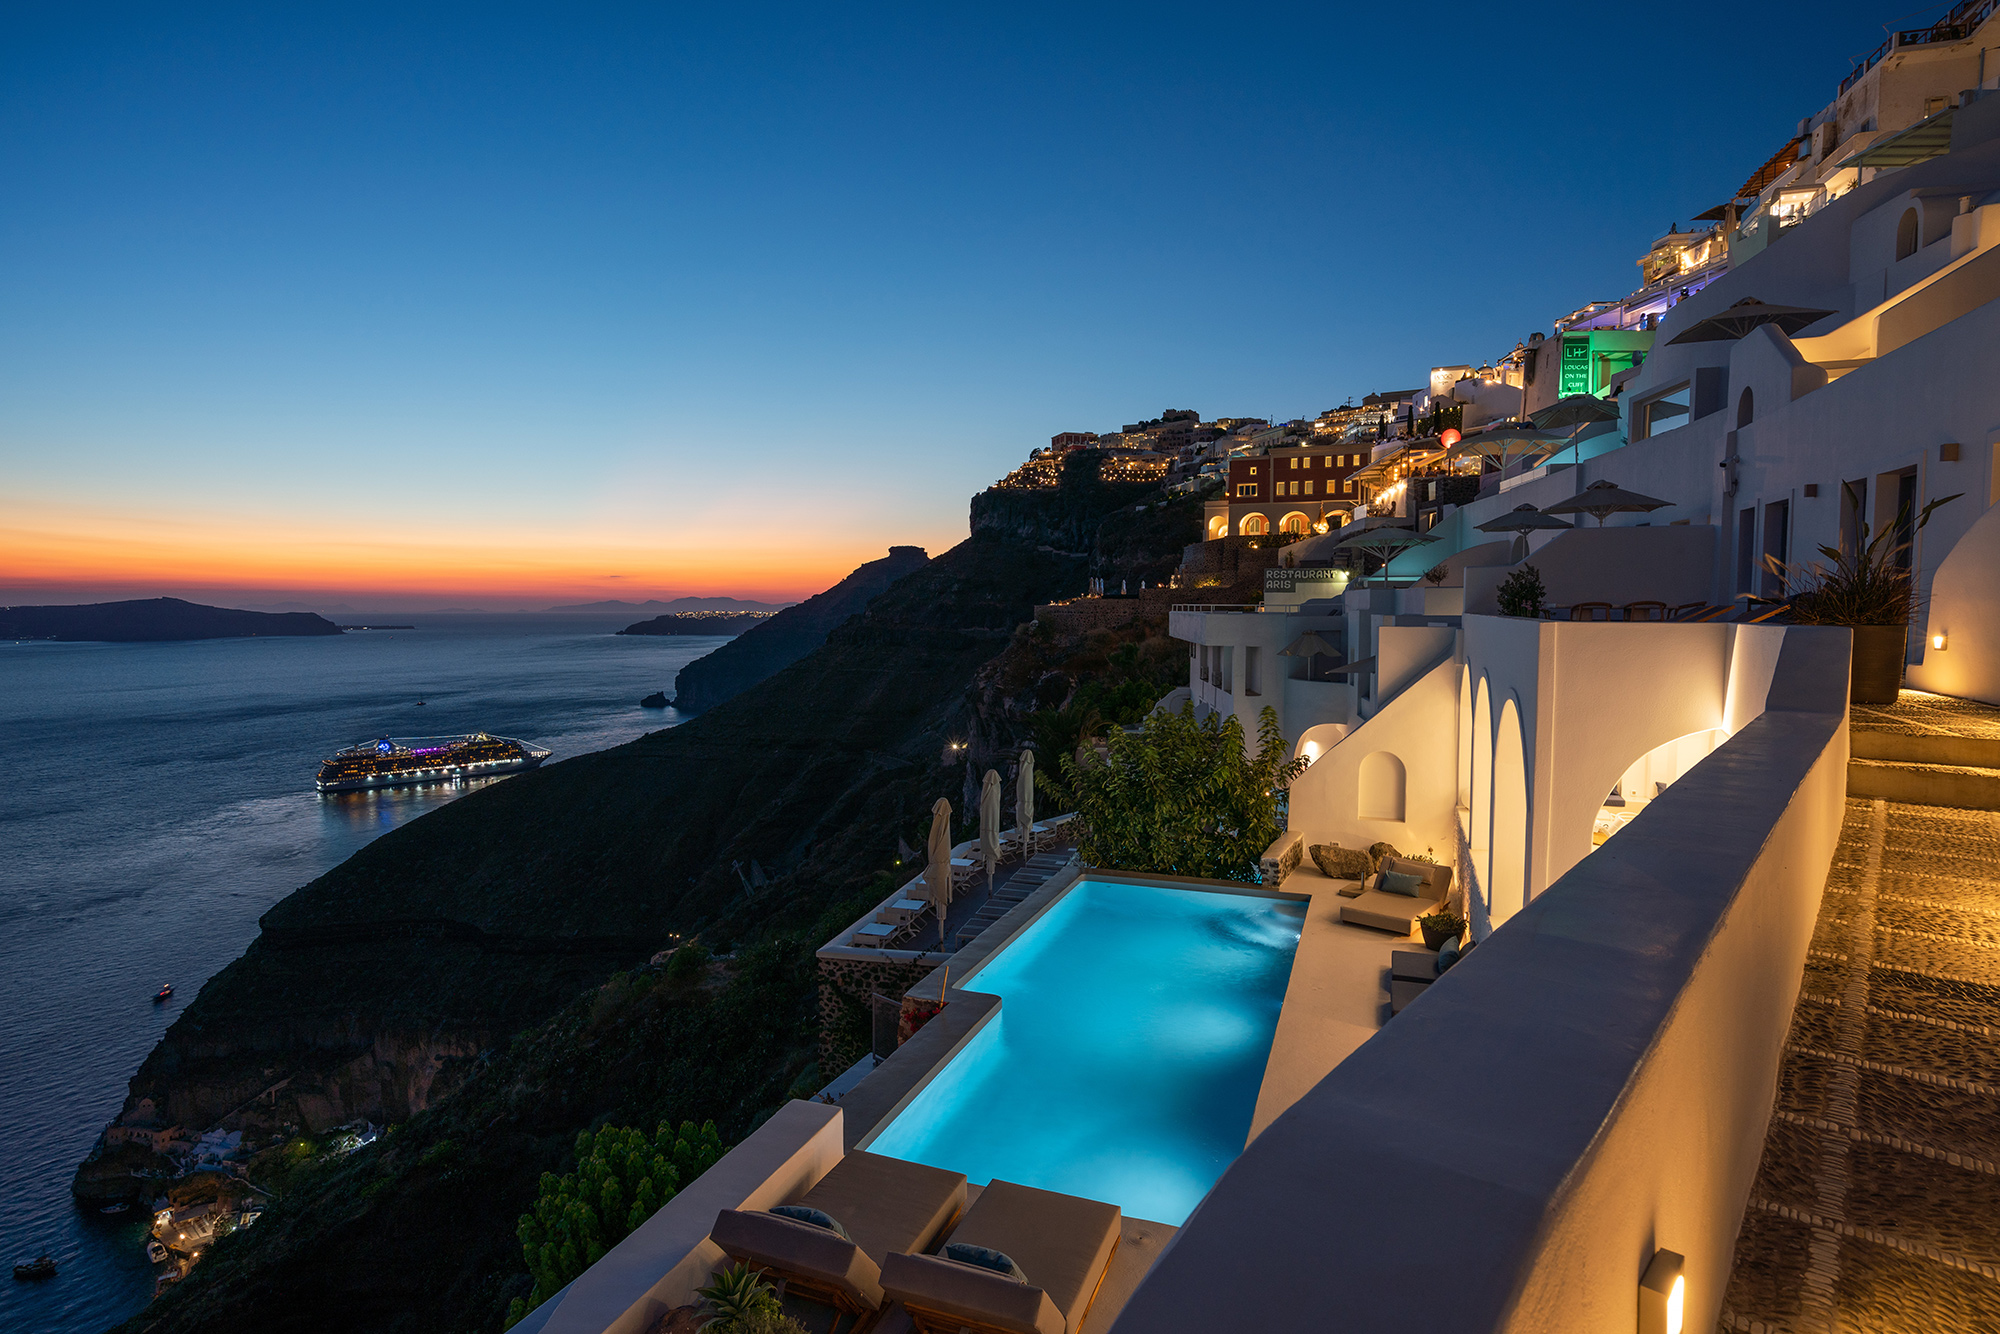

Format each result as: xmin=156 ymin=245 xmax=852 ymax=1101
xmin=1247 ymin=862 xmax=1415 ymax=1142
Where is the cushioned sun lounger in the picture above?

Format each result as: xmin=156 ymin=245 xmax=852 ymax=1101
xmin=1338 ymin=855 xmax=1452 ymax=934
xmin=881 ymin=1179 xmax=1121 ymax=1334
xmin=711 ymin=1151 xmax=967 ymax=1316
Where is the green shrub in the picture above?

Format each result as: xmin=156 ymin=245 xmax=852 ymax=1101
xmin=505 ymin=1121 xmax=727 ymax=1327
xmin=1059 ymin=703 xmax=1305 ymax=881
xmin=1495 ymin=564 xmax=1545 ymax=618
xmin=697 ymin=1263 xmax=785 ymax=1331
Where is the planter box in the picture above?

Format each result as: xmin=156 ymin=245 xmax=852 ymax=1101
xmin=1850 ymin=624 xmax=1907 ymax=704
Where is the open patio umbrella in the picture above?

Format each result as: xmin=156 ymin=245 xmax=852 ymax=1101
xmin=1445 ymin=424 xmax=1566 ymax=474
xmin=1666 ymin=296 xmax=1838 ymax=344
xmin=1529 ymin=394 xmax=1622 ymax=431
xmin=1016 ymin=749 xmax=1036 ymax=855
xmin=926 ymin=797 xmax=953 ymax=944
xmin=979 ymin=769 xmax=1002 ymax=893
xmin=1331 ymin=523 xmax=1440 ymax=584
xmin=1476 ymin=502 xmax=1575 ymax=560
xmin=1543 ymin=479 xmax=1672 ymax=526
xmin=1280 ymin=630 xmax=1341 ymax=682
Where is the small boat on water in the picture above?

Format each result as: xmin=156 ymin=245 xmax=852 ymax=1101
xmin=99 ymin=1202 xmax=129 ymax=1215
xmin=153 ymin=984 xmax=173 ymax=1003
xmin=146 ymin=1241 xmax=168 ymax=1264
xmin=13 ymin=1254 xmax=56 ymax=1281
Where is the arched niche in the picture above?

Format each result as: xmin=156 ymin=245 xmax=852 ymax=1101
xmin=1358 ymin=751 xmax=1407 ymax=822
xmin=1491 ymin=697 xmax=1528 ymax=926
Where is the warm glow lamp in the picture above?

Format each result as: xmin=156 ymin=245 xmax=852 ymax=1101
xmin=1932 ymin=631 xmax=1948 ymax=651
xmin=1639 ymin=1249 xmax=1686 ymax=1334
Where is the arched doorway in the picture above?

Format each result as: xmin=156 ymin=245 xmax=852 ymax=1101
xmin=1896 ymin=207 xmax=1920 ymax=260
xmin=1457 ymin=665 xmax=1473 ymax=809
xmin=1207 ymin=514 xmax=1228 ymax=540
xmin=1590 ymin=728 xmax=1728 ymax=850
xmin=1491 ymin=698 xmax=1527 ymax=925
xmin=1239 ymin=513 xmax=1269 ymax=536
xmin=1279 ymin=511 xmax=1311 ymax=535
xmin=1736 ymin=387 xmax=1754 ymax=429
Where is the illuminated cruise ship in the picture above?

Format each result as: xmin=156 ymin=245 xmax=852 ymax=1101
xmin=314 ymin=733 xmax=551 ymax=793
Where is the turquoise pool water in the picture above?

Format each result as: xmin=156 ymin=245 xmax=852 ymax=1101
xmin=866 ymin=878 xmax=1305 ymax=1225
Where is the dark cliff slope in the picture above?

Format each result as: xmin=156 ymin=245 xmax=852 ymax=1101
xmin=669 ymin=545 xmax=930 ymax=712
xmin=0 ymin=597 xmax=342 ymax=641
xmin=104 ymin=472 xmax=1162 ymax=1334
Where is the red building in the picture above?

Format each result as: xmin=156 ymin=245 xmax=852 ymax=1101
xmin=1050 ymin=431 xmax=1099 ymax=451
xmin=1208 ymin=445 xmax=1370 ymax=539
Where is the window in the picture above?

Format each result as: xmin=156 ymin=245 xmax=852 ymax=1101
xmin=1343 ymin=479 xmax=1354 ymax=494
xmin=1303 ymin=479 xmax=1314 ymax=495
xmin=1761 ymin=499 xmax=1790 ymax=596
xmin=1288 ymin=457 xmax=1298 ymax=470
xmin=1289 ymin=480 xmax=1299 ymax=495
xmin=1635 ymin=383 xmax=1691 ymax=439
xmin=1236 ymin=483 xmax=1258 ymax=497
xmin=1244 ymin=646 xmax=1261 ymax=696
xmin=1736 ymin=508 xmax=1757 ymax=594
xmin=1896 ymin=207 xmax=1920 ymax=261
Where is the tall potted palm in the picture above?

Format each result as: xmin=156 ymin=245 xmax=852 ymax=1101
xmin=1757 ymin=487 xmax=1959 ymax=704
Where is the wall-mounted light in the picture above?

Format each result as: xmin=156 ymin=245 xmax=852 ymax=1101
xmin=1639 ymin=1249 xmax=1686 ymax=1334
xmin=1933 ymin=631 xmax=1948 ymax=651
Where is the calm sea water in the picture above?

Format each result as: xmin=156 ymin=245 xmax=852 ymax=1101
xmin=0 ymin=615 xmax=716 ymax=1334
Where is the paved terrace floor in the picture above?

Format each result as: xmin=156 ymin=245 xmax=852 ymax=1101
xmin=1720 ymin=690 xmax=2000 ymax=1332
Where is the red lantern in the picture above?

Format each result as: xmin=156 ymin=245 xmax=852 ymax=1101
xmin=1439 ymin=427 xmax=1462 ymax=448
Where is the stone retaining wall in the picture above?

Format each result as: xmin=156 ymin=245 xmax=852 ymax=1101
xmin=815 ymin=955 xmax=938 ymax=1070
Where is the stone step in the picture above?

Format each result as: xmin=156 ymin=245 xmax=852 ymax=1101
xmin=1847 ymin=757 xmax=2000 ymax=810
xmin=1850 ymin=727 xmax=2000 ymax=769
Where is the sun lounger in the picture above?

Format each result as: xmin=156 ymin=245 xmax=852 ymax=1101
xmin=882 ymin=1179 xmax=1122 ymax=1334
xmin=1338 ymin=856 xmax=1452 ymax=934
xmin=711 ymin=1150 xmax=967 ymax=1318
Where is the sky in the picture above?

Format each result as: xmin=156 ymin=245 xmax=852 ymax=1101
xmin=0 ymin=1 xmax=1911 ymax=609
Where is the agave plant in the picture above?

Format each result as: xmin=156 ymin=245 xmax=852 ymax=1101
xmin=1755 ymin=486 xmax=1960 ymax=625
xmin=696 ymin=1263 xmax=781 ymax=1331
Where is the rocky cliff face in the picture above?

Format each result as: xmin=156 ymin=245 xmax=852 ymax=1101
xmin=102 ymin=480 xmax=1165 ymax=1334
xmin=670 ymin=546 xmax=931 ymax=712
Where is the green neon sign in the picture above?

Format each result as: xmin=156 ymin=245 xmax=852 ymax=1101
xmin=1559 ymin=335 xmax=1591 ymax=397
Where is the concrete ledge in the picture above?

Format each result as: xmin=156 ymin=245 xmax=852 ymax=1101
xmin=527 ymin=1100 xmax=843 ymax=1334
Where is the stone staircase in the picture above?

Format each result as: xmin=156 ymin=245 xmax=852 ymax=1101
xmin=1847 ymin=690 xmax=2000 ymax=810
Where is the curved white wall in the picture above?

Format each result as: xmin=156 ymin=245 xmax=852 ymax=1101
xmin=1908 ymin=498 xmax=2000 ymax=705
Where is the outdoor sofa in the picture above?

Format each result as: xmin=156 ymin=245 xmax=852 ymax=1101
xmin=881 ymin=1178 xmax=1122 ymax=1334
xmin=1338 ymin=855 xmax=1453 ymax=934
xmin=710 ymin=1150 xmax=967 ymax=1318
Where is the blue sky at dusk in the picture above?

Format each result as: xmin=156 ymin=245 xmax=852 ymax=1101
xmin=1 ymin=1 xmax=1902 ymax=605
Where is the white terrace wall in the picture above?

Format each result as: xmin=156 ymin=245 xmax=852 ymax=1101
xmin=1908 ymin=496 xmax=2000 ymax=705
xmin=1110 ymin=627 xmax=1851 ymax=1334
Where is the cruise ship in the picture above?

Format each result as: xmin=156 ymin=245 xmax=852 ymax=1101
xmin=314 ymin=733 xmax=552 ymax=793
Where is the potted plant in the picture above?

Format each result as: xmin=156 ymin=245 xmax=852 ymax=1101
xmin=1757 ymin=487 xmax=1959 ymax=704
xmin=1495 ymin=564 xmax=1546 ymax=619
xmin=1417 ymin=906 xmax=1465 ymax=951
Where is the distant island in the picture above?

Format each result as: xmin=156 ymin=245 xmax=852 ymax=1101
xmin=616 ymin=611 xmax=774 ymax=637
xmin=546 ymin=596 xmax=790 ymax=615
xmin=0 ymin=597 xmax=344 ymax=643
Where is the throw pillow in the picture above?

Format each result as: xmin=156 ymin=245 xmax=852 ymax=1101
xmin=943 ymin=1242 xmax=1029 ymax=1282
xmin=1435 ymin=938 xmax=1462 ymax=974
xmin=1309 ymin=844 xmax=1373 ymax=880
xmin=769 ymin=1205 xmax=852 ymax=1241
xmin=1379 ymin=869 xmax=1426 ymax=897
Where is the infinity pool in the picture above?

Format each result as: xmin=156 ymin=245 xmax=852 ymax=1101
xmin=865 ymin=877 xmax=1306 ymax=1224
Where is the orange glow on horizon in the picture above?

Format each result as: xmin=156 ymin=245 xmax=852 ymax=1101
xmin=3 ymin=501 xmax=947 ymax=606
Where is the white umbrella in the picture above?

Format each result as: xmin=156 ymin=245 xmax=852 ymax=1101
xmin=1016 ymin=750 xmax=1036 ymax=855
xmin=979 ymin=770 xmax=1002 ymax=887
xmin=926 ymin=797 xmax=953 ymax=943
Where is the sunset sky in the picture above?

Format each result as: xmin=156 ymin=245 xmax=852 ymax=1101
xmin=2 ymin=3 xmax=1890 ymax=609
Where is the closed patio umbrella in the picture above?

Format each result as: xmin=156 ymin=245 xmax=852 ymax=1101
xmin=1016 ymin=749 xmax=1036 ymax=855
xmin=979 ymin=769 xmax=1002 ymax=891
xmin=1666 ymin=296 xmax=1838 ymax=344
xmin=1543 ymin=479 xmax=1672 ymax=527
xmin=926 ymin=797 xmax=953 ymax=944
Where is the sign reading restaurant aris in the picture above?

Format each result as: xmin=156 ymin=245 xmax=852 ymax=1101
xmin=1264 ymin=567 xmax=1348 ymax=592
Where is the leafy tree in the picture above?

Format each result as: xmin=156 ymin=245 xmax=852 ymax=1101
xmin=1057 ymin=702 xmax=1304 ymax=881
xmin=505 ymin=1121 xmax=726 ymax=1327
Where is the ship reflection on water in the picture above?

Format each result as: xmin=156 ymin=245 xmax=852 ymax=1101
xmin=314 ymin=771 xmax=516 ymax=833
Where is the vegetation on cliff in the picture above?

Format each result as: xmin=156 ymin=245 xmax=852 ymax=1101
xmin=110 ymin=472 xmax=1180 ymax=1333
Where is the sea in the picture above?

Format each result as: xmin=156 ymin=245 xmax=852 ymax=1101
xmin=0 ymin=615 xmax=719 ymax=1334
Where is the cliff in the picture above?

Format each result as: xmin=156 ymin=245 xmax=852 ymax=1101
xmin=97 ymin=479 xmax=1167 ymax=1334
xmin=0 ymin=597 xmax=343 ymax=642
xmin=669 ymin=545 xmax=930 ymax=712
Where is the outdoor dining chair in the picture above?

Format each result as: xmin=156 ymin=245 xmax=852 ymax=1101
xmin=1622 ymin=601 xmax=1668 ymax=621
